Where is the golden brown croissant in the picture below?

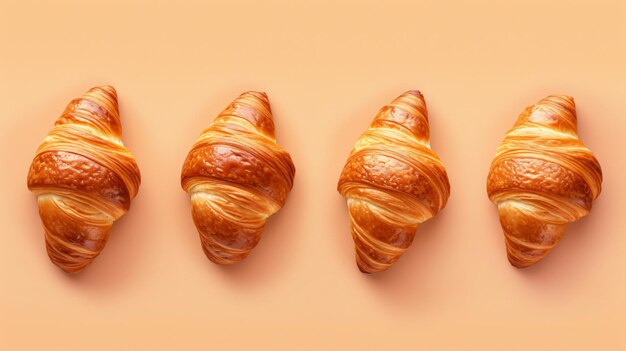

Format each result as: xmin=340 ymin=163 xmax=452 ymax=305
xmin=487 ymin=95 xmax=602 ymax=268
xmin=27 ymin=86 xmax=141 ymax=273
xmin=181 ymin=92 xmax=295 ymax=264
xmin=337 ymin=91 xmax=450 ymax=273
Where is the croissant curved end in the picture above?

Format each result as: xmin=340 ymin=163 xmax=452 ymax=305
xmin=82 ymin=85 xmax=119 ymax=113
xmin=347 ymin=197 xmax=418 ymax=273
xmin=38 ymin=195 xmax=113 ymax=273
xmin=85 ymin=85 xmax=118 ymax=100
xmin=220 ymin=91 xmax=276 ymax=139
xmin=497 ymin=202 xmax=566 ymax=268
xmin=518 ymin=94 xmax=578 ymax=135
xmin=240 ymin=90 xmax=269 ymax=102
xmin=188 ymin=187 xmax=272 ymax=265
xmin=373 ymin=90 xmax=430 ymax=143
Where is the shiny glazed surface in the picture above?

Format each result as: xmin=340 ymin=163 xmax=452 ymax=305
xmin=181 ymin=92 xmax=295 ymax=264
xmin=2 ymin=1 xmax=625 ymax=349
xmin=487 ymin=95 xmax=602 ymax=268
xmin=338 ymin=91 xmax=450 ymax=273
xmin=26 ymin=86 xmax=141 ymax=273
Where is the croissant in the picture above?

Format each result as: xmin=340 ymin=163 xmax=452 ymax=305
xmin=181 ymin=92 xmax=295 ymax=264
xmin=487 ymin=95 xmax=602 ymax=268
xmin=27 ymin=86 xmax=141 ymax=273
xmin=337 ymin=91 xmax=450 ymax=273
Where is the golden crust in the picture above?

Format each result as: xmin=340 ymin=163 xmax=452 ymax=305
xmin=28 ymin=151 xmax=131 ymax=210
xmin=181 ymin=92 xmax=295 ymax=264
xmin=27 ymin=86 xmax=141 ymax=273
xmin=338 ymin=91 xmax=450 ymax=273
xmin=487 ymin=95 xmax=602 ymax=268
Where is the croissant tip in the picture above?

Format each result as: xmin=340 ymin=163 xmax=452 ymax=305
xmin=357 ymin=262 xmax=374 ymax=274
xmin=393 ymin=90 xmax=426 ymax=106
xmin=240 ymin=91 xmax=268 ymax=100
xmin=82 ymin=85 xmax=119 ymax=112
xmin=201 ymin=242 xmax=250 ymax=265
xmin=506 ymin=253 xmax=535 ymax=269
xmin=89 ymin=85 xmax=117 ymax=98
xmin=539 ymin=94 xmax=575 ymax=109
xmin=504 ymin=239 xmax=551 ymax=269
xmin=60 ymin=265 xmax=87 ymax=274
xmin=543 ymin=94 xmax=574 ymax=105
xmin=48 ymin=254 xmax=92 ymax=274
xmin=404 ymin=90 xmax=423 ymax=97
xmin=552 ymin=94 xmax=573 ymax=101
xmin=46 ymin=246 xmax=94 ymax=273
xmin=355 ymin=253 xmax=387 ymax=274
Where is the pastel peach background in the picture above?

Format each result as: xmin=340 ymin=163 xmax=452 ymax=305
xmin=1 ymin=0 xmax=625 ymax=350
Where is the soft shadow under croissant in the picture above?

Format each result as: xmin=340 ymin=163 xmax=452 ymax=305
xmin=487 ymin=95 xmax=602 ymax=268
xmin=181 ymin=91 xmax=295 ymax=264
xmin=338 ymin=90 xmax=450 ymax=273
xmin=27 ymin=86 xmax=141 ymax=273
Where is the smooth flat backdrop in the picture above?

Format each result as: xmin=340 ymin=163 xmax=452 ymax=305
xmin=1 ymin=0 xmax=625 ymax=350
